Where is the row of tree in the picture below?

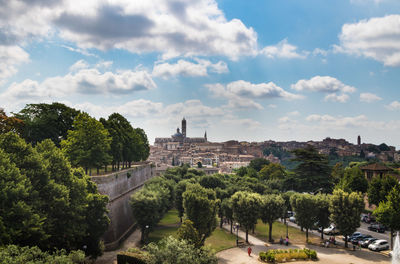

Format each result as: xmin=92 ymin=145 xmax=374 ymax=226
xmin=1 ymin=103 xmax=150 ymax=174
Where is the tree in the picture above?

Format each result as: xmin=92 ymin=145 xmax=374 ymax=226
xmin=249 ymin=158 xmax=270 ymax=172
xmin=330 ymin=189 xmax=364 ymax=248
xmin=331 ymin=162 xmax=345 ymax=184
xmin=259 ymin=163 xmax=286 ymax=181
xmin=231 ymin=191 xmax=262 ymax=242
xmin=374 ymin=185 xmax=400 ymax=249
xmin=183 ymin=184 xmax=218 ymax=245
xmin=336 ymin=167 xmax=368 ymax=193
xmin=221 ymin=199 xmax=234 ymax=233
xmin=61 ymin=113 xmax=112 ymax=175
xmin=291 ymin=145 xmax=332 ymax=193
xmin=175 ymin=180 xmax=195 ymax=222
xmin=0 ymin=108 xmax=23 ymax=135
xmin=0 ymin=133 xmax=109 ymax=257
xmin=368 ymin=174 xmax=400 ymax=206
xmin=133 ymin=128 xmax=150 ymax=162
xmin=199 ymin=175 xmax=226 ymax=189
xmin=177 ymin=220 xmax=201 ymax=247
xmin=259 ymin=194 xmax=285 ymax=242
xmin=145 ymin=236 xmax=217 ymax=264
xmin=290 ymin=193 xmax=317 ymax=242
xmin=314 ymin=194 xmax=330 ymax=239
xmin=15 ymin=103 xmax=80 ymax=146
xmin=197 ymin=161 xmax=202 ymax=168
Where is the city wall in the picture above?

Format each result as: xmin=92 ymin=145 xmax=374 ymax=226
xmin=91 ymin=162 xmax=155 ymax=250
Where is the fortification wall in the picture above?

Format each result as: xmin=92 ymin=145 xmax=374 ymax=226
xmin=91 ymin=163 xmax=155 ymax=250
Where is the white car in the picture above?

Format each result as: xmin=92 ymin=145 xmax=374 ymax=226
xmin=323 ymin=224 xmax=338 ymax=235
xmin=368 ymin=239 xmax=389 ymax=251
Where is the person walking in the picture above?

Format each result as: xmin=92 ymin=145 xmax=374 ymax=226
xmin=247 ymin=247 xmax=252 ymax=257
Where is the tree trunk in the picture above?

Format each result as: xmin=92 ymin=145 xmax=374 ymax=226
xmin=391 ymin=228 xmax=394 ymax=249
xmin=105 ymin=165 xmax=107 ymax=173
xmin=85 ymin=167 xmax=88 ymax=175
xmin=230 ymin=221 xmax=233 ymax=234
xmin=220 ymin=217 xmax=223 ymax=228
xmin=140 ymin=228 xmax=145 ymax=243
xmin=246 ymin=229 xmax=249 ymax=243
xmin=320 ymin=227 xmax=324 ymax=239
xmin=301 ymin=226 xmax=303 ymax=232
xmin=89 ymin=168 xmax=92 ymax=176
xmin=252 ymin=225 xmax=255 ymax=234
xmin=268 ymin=222 xmax=273 ymax=242
xmin=306 ymin=228 xmax=309 ymax=243
xmin=345 ymin=235 xmax=348 ymax=248
xmin=96 ymin=167 xmax=99 ymax=175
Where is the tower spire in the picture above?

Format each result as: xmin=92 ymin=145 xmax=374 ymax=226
xmin=182 ymin=117 xmax=187 ymax=138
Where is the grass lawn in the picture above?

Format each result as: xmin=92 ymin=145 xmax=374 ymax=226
xmin=253 ymin=220 xmax=320 ymax=245
xmin=146 ymin=209 xmax=237 ymax=252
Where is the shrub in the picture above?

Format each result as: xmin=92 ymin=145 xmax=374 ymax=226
xmin=259 ymin=248 xmax=317 ymax=263
xmin=117 ymin=249 xmax=149 ymax=264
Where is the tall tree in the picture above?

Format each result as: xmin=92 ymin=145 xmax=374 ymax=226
xmin=330 ymin=189 xmax=364 ymax=248
xmin=314 ymin=194 xmax=331 ymax=239
xmin=331 ymin=162 xmax=345 ymax=184
xmin=259 ymin=194 xmax=285 ymax=242
xmin=291 ymin=145 xmax=332 ymax=193
xmin=368 ymin=174 xmax=400 ymax=206
xmin=15 ymin=103 xmax=80 ymax=146
xmin=61 ymin=113 xmax=112 ymax=175
xmin=374 ymin=185 xmax=400 ymax=249
xmin=221 ymin=199 xmax=234 ymax=233
xmin=249 ymin=158 xmax=270 ymax=172
xmin=336 ymin=167 xmax=368 ymax=193
xmin=0 ymin=108 xmax=23 ymax=135
xmin=231 ymin=191 xmax=261 ymax=242
xmin=182 ymin=184 xmax=218 ymax=245
xmin=290 ymin=193 xmax=317 ymax=242
xmin=259 ymin=163 xmax=286 ymax=181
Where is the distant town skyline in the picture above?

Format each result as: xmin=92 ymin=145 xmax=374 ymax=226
xmin=1 ymin=0 xmax=400 ymax=147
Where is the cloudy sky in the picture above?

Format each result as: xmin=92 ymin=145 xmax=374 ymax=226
xmin=1 ymin=0 xmax=400 ymax=147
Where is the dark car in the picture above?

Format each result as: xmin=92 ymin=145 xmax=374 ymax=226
xmin=368 ymin=223 xmax=386 ymax=233
xmin=351 ymin=234 xmax=372 ymax=244
xmin=361 ymin=237 xmax=378 ymax=248
xmin=362 ymin=215 xmax=376 ymax=224
xmin=343 ymin=232 xmax=362 ymax=242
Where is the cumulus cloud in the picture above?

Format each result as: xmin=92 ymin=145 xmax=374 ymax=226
xmin=152 ymin=58 xmax=228 ymax=79
xmin=207 ymin=80 xmax=303 ymax=110
xmin=324 ymin=93 xmax=350 ymax=103
xmin=385 ymin=101 xmax=400 ymax=110
xmin=0 ymin=45 xmax=30 ymax=85
xmin=291 ymin=76 xmax=356 ymax=93
xmin=1 ymin=63 xmax=156 ymax=100
xmin=336 ymin=15 xmax=400 ymax=66
xmin=69 ymin=59 xmax=89 ymax=72
xmin=260 ymin=39 xmax=308 ymax=59
xmin=360 ymin=92 xmax=382 ymax=103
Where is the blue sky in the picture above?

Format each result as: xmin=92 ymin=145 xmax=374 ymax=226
xmin=1 ymin=0 xmax=400 ymax=147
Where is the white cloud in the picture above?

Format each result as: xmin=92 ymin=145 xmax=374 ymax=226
xmin=312 ymin=48 xmax=328 ymax=56
xmin=386 ymin=101 xmax=400 ymax=110
xmin=222 ymin=117 xmax=261 ymax=130
xmin=69 ymin=59 xmax=89 ymax=72
xmin=324 ymin=93 xmax=350 ymax=103
xmin=268 ymin=104 xmax=277 ymax=108
xmin=260 ymin=39 xmax=308 ymax=59
xmin=0 ymin=45 xmax=30 ymax=85
xmin=152 ymin=58 xmax=228 ymax=79
xmin=360 ymin=92 xmax=382 ymax=103
xmin=337 ymin=15 xmax=400 ymax=66
xmin=291 ymin=76 xmax=356 ymax=94
xmin=207 ymin=80 xmax=303 ymax=110
xmin=1 ymin=66 xmax=156 ymax=101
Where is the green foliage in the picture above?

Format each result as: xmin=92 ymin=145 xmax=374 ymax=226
xmin=368 ymin=174 xmax=400 ymax=206
xmin=177 ymin=220 xmax=201 ymax=247
xmin=249 ymin=158 xmax=270 ymax=172
xmin=61 ymin=113 xmax=112 ymax=174
xmin=0 ymin=244 xmax=85 ymax=264
xmin=183 ymin=184 xmax=218 ymax=245
xmin=117 ymin=248 xmax=150 ymax=264
xmin=290 ymin=193 xmax=317 ymax=242
xmin=0 ymin=133 xmax=109 ymax=257
xmin=378 ymin=143 xmax=391 ymax=151
xmin=145 ymin=236 xmax=217 ymax=264
xmin=259 ymin=194 xmax=285 ymax=242
xmin=374 ymin=185 xmax=400 ymax=238
xmin=314 ymin=194 xmax=331 ymax=239
xmin=199 ymin=175 xmax=226 ymax=189
xmin=231 ymin=191 xmax=262 ymax=242
xmin=331 ymin=162 xmax=345 ymax=184
xmin=330 ymin=189 xmax=364 ymax=247
xmin=336 ymin=166 xmax=368 ymax=193
xmin=291 ymin=145 xmax=332 ymax=193
xmin=259 ymin=248 xmax=317 ymax=263
xmin=15 ymin=103 xmax=80 ymax=146
xmin=0 ymin=108 xmax=23 ymax=135
xmin=259 ymin=163 xmax=286 ymax=181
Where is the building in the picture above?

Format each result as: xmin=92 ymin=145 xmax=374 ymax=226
xmin=360 ymin=163 xmax=392 ymax=181
xmin=154 ymin=118 xmax=207 ymax=148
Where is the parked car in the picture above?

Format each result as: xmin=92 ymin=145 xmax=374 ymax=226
xmin=351 ymin=234 xmax=372 ymax=244
xmin=360 ymin=237 xmax=378 ymax=248
xmin=286 ymin=211 xmax=294 ymax=218
xmin=362 ymin=215 xmax=376 ymax=224
xmin=323 ymin=224 xmax=339 ymax=235
xmin=368 ymin=239 xmax=389 ymax=251
xmin=368 ymin=223 xmax=386 ymax=233
xmin=289 ymin=216 xmax=296 ymax=223
xmin=343 ymin=232 xmax=362 ymax=242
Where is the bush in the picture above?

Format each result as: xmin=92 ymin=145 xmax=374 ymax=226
xmin=117 ymin=249 xmax=149 ymax=264
xmin=259 ymin=248 xmax=317 ymax=263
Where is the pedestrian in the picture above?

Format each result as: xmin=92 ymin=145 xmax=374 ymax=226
xmin=247 ymin=246 xmax=252 ymax=257
xmin=285 ymin=236 xmax=289 ymax=246
xmin=279 ymin=236 xmax=283 ymax=245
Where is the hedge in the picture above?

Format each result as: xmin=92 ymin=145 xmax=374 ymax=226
xmin=259 ymin=248 xmax=317 ymax=263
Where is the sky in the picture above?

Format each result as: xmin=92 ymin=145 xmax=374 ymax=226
xmin=1 ymin=0 xmax=400 ymax=148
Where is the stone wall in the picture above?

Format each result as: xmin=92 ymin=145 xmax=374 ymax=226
xmin=91 ymin=162 xmax=155 ymax=250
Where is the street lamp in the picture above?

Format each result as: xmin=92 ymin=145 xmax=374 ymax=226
xmin=235 ymin=222 xmax=239 ymax=246
xmin=145 ymin=225 xmax=149 ymax=244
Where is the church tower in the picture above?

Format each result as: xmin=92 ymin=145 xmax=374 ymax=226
xmin=182 ymin=117 xmax=186 ymax=138
xmin=204 ymin=131 xmax=207 ymax=142
xmin=357 ymin=135 xmax=361 ymax=146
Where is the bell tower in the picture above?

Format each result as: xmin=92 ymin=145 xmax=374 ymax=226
xmin=182 ymin=117 xmax=186 ymax=138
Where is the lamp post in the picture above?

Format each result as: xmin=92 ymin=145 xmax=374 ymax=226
xmin=145 ymin=225 xmax=149 ymax=244
xmin=235 ymin=222 xmax=239 ymax=246
xmin=286 ymin=221 xmax=288 ymax=238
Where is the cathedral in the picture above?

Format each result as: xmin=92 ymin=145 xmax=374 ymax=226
xmin=154 ymin=118 xmax=207 ymax=148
